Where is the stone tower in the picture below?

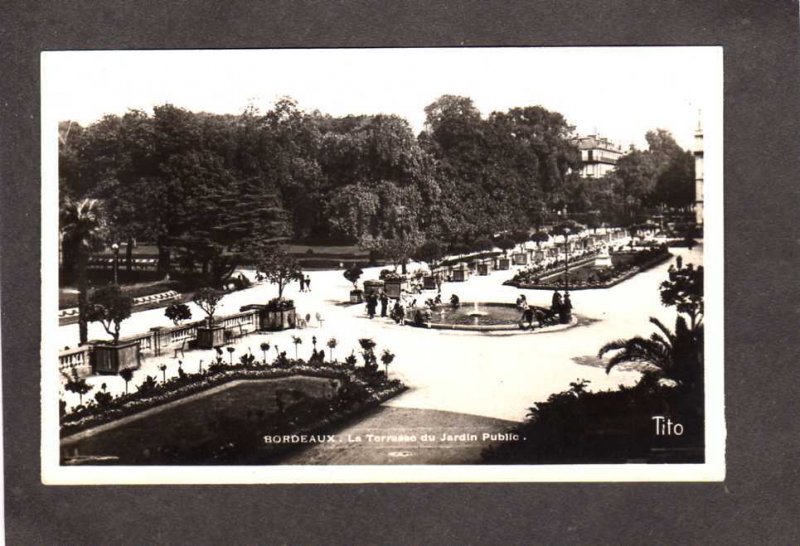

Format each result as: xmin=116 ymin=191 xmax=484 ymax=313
xmin=693 ymin=119 xmax=704 ymax=226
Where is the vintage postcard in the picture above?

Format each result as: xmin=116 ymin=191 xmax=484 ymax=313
xmin=41 ymin=47 xmax=724 ymax=484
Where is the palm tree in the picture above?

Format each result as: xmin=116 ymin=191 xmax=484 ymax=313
xmin=60 ymin=198 xmax=106 ymax=344
xmin=598 ymin=316 xmax=702 ymax=387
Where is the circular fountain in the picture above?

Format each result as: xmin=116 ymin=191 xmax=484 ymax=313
xmin=467 ymin=301 xmax=488 ymax=325
xmin=406 ymin=302 xmax=573 ymax=332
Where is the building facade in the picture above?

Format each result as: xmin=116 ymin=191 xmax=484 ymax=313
xmin=574 ymin=134 xmax=625 ymax=178
xmin=693 ymin=123 xmax=704 ymax=225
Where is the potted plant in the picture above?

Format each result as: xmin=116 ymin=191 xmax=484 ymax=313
xmin=344 ymin=264 xmax=364 ymax=303
xmin=253 ymin=246 xmax=301 ymax=331
xmin=193 ymin=287 xmax=225 ymax=349
xmin=85 ymin=284 xmax=139 ymax=374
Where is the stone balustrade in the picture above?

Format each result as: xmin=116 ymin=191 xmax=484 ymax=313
xmin=58 ymin=307 xmax=262 ymax=378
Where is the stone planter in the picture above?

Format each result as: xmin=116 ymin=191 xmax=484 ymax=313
xmin=422 ymin=275 xmax=437 ymax=290
xmin=495 ymin=257 xmax=510 ymax=270
xmin=196 ymin=325 xmax=225 ymax=349
xmin=384 ymin=279 xmax=406 ymax=299
xmin=350 ymin=289 xmax=365 ymax=304
xmin=260 ymin=307 xmax=297 ymax=331
xmin=363 ymin=280 xmax=385 ymax=297
xmin=451 ymin=267 xmax=469 ymax=282
xmin=93 ymin=341 xmax=140 ymax=375
xmin=512 ymin=252 xmax=529 ymax=266
xmin=477 ymin=260 xmax=492 ymax=276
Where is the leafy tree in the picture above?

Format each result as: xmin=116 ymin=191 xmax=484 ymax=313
xmin=254 ymin=245 xmax=303 ymax=299
xmin=660 ymin=263 xmax=704 ymax=330
xmin=60 ymin=197 xmax=107 ymax=344
xmin=494 ymin=236 xmax=515 ymax=255
xmin=164 ymin=302 xmax=192 ymax=325
xmin=413 ymin=239 xmax=447 ymax=267
xmin=343 ymin=264 xmax=363 ymax=289
xmin=362 ymin=232 xmax=424 ymax=274
xmin=192 ymin=287 xmax=224 ymax=326
xmin=530 ymin=231 xmax=550 ymax=248
xmin=85 ymin=284 xmax=133 ymax=344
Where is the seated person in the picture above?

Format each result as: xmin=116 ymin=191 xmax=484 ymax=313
xmin=449 ymin=294 xmax=460 ymax=309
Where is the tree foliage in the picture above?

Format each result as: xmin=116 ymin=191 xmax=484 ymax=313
xmin=660 ymin=263 xmax=704 ymax=330
xmin=255 ymin=245 xmax=303 ymax=298
xmin=192 ymin=287 xmax=223 ymax=325
xmin=85 ymin=284 xmax=133 ymax=343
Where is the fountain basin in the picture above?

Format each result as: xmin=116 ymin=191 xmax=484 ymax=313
xmin=406 ymin=302 xmax=573 ymax=332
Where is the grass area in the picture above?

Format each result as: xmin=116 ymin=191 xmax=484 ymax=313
xmin=62 ymin=377 xmax=334 ymax=464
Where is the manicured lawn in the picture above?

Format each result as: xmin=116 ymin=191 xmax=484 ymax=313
xmin=61 ymin=377 xmax=337 ymax=465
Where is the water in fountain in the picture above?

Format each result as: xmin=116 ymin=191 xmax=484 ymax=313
xmin=468 ymin=301 xmax=488 ymax=324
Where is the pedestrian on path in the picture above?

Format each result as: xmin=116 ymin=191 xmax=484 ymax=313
xmin=380 ymin=293 xmax=389 ymax=317
xmin=305 ymin=275 xmax=312 ymax=291
xmin=299 ymin=276 xmax=306 ymax=292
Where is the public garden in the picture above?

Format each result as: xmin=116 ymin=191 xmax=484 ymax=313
xmin=55 ymin=98 xmax=704 ymax=464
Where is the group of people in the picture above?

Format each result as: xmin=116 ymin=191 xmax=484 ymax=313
xmin=513 ymin=290 xmax=574 ymax=329
xmin=298 ymin=274 xmax=312 ymax=292
xmin=551 ymin=290 xmax=573 ymax=324
xmin=365 ymin=291 xmax=389 ymax=319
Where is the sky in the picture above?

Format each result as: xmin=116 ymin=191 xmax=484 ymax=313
xmin=42 ymin=47 xmax=722 ymax=150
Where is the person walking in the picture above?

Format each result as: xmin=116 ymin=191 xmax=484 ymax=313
xmin=380 ymin=292 xmax=389 ymax=317
xmin=299 ymin=275 xmax=306 ymax=292
xmin=305 ymin=275 xmax=311 ymax=291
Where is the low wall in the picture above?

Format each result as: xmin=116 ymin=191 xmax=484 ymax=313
xmin=58 ymin=308 xmax=262 ymax=377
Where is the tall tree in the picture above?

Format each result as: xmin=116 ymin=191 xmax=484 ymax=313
xmin=60 ymin=198 xmax=106 ymax=343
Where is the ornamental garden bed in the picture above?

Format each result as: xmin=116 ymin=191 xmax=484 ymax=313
xmin=61 ymin=371 xmax=406 ymax=465
xmin=61 ymin=357 xmax=406 ymax=453
xmin=506 ymin=247 xmax=670 ymax=290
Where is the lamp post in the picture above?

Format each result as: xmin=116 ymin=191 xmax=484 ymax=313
xmin=563 ymin=228 xmax=570 ymax=293
xmin=111 ymin=243 xmax=120 ymax=285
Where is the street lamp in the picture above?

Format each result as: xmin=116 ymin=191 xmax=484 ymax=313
xmin=563 ymin=228 xmax=570 ymax=293
xmin=111 ymin=243 xmax=120 ymax=285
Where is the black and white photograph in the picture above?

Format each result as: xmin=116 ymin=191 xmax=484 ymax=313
xmin=42 ymin=46 xmax=724 ymax=483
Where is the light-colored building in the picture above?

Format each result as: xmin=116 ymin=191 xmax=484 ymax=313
xmin=574 ymin=134 xmax=625 ymax=178
xmin=693 ymin=122 xmax=704 ymax=225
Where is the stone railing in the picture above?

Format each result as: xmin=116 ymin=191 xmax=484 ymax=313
xmin=58 ymin=307 xmax=263 ymax=378
xmin=58 ymin=346 xmax=92 ymax=378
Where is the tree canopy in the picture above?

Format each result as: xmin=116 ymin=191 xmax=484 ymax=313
xmin=60 ymin=98 xmax=695 ymax=275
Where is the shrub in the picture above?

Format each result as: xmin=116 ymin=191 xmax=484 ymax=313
xmin=165 ymin=302 xmax=192 ymax=325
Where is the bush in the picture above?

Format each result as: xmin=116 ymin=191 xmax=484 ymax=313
xmin=266 ymin=297 xmax=295 ymax=311
xmin=482 ymin=375 xmax=704 ymax=464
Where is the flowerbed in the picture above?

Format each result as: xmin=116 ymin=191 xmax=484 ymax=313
xmin=506 ymin=246 xmax=670 ymax=290
xmin=61 ymin=359 xmax=405 ymax=438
